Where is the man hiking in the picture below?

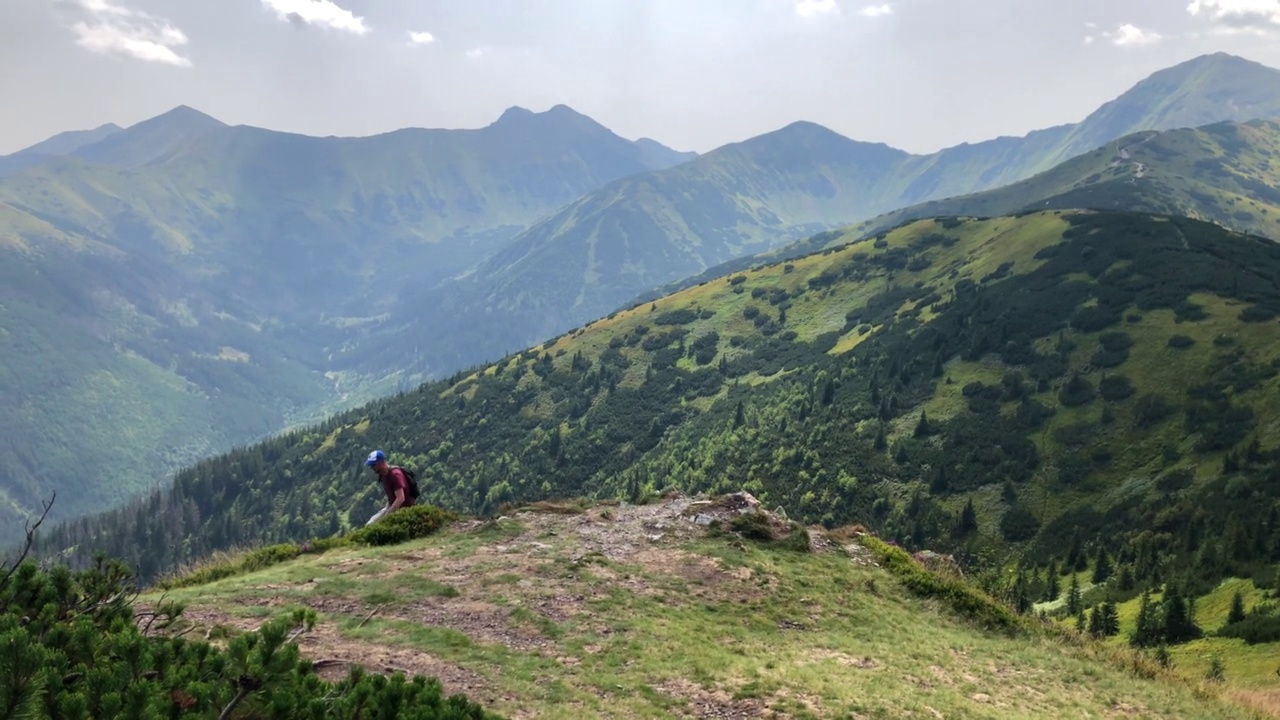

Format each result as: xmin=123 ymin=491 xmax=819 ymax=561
xmin=364 ymin=449 xmax=417 ymax=525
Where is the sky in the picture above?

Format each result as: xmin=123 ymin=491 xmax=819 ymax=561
xmin=2 ymin=0 xmax=1279 ymax=156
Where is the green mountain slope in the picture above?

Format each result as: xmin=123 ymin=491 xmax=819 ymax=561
xmin=42 ymin=210 xmax=1280 ymax=678
xmin=130 ymin=497 xmax=1268 ymax=719
xmin=0 ymin=122 xmax=122 ymax=178
xmin=71 ymin=105 xmax=228 ymax=168
xmin=0 ymin=105 xmax=691 ymax=542
xmin=846 ymin=119 xmax=1280 ymax=242
xmin=374 ymin=53 xmax=1280 ymax=381
xmin=640 ymin=117 xmax=1280 ymax=304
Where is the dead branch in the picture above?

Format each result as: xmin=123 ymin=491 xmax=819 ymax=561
xmin=356 ymin=604 xmax=385 ymax=629
xmin=0 ymin=492 xmax=56 ymax=593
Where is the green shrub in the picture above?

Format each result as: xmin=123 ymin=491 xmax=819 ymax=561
xmin=859 ymin=534 xmax=1023 ymax=634
xmin=0 ymin=555 xmax=501 ymax=719
xmin=347 ymin=504 xmax=455 ymax=547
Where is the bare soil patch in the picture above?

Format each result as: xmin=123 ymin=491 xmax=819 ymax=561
xmin=655 ymin=678 xmax=775 ymax=719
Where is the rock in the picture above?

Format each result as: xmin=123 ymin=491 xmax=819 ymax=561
xmin=693 ymin=514 xmax=715 ymax=525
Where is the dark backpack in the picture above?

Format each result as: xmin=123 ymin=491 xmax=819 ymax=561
xmin=394 ymin=466 xmax=421 ymax=501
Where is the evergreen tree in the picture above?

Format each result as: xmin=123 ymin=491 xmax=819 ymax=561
xmin=1101 ymin=602 xmax=1121 ymax=637
xmin=1067 ymin=574 xmax=1082 ymax=616
xmin=1117 ymin=564 xmax=1135 ymax=592
xmin=1160 ymin=588 xmax=1202 ymax=645
xmin=1226 ymin=589 xmax=1247 ymax=627
xmin=1043 ymin=560 xmax=1061 ymax=602
xmin=958 ymin=499 xmax=978 ymax=535
xmin=1129 ymin=588 xmax=1163 ymax=648
xmin=1091 ymin=545 xmax=1113 ymax=584
xmin=1087 ymin=604 xmax=1104 ymax=637
xmin=914 ymin=410 xmax=932 ymax=438
xmin=1013 ymin=569 xmax=1032 ymax=614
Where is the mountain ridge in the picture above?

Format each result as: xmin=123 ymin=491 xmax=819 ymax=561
xmin=366 ymin=52 xmax=1280 ymax=383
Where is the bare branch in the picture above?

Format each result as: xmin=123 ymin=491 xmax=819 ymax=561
xmin=356 ymin=604 xmax=384 ymax=629
xmin=0 ymin=492 xmax=56 ymax=593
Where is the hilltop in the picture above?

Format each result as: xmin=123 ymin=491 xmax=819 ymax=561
xmin=136 ymin=494 xmax=1272 ymax=719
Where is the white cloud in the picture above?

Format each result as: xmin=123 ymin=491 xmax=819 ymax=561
xmin=1187 ymin=0 xmax=1280 ymax=27
xmin=68 ymin=0 xmax=191 ymax=67
xmin=1084 ymin=22 xmax=1162 ymax=47
xmin=409 ymin=31 xmax=435 ymax=45
xmin=260 ymin=0 xmax=369 ymax=34
xmin=465 ymin=47 xmax=489 ymax=60
xmin=795 ymin=0 xmax=838 ymax=17
xmin=859 ymin=4 xmax=893 ymax=17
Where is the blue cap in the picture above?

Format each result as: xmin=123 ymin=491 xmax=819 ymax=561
xmin=365 ymin=449 xmax=386 ymax=467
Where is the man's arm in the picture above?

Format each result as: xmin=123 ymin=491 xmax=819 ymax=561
xmin=389 ymin=487 xmax=405 ymax=512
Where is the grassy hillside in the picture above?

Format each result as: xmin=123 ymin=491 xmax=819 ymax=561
xmin=0 ymin=122 xmax=121 ymax=178
xmin=41 ymin=209 xmax=1280 ymax=682
xmin=0 ymin=104 xmax=690 ymax=542
xmin=372 ymin=53 xmax=1280 ymax=383
xmin=134 ymin=496 xmax=1271 ymax=719
xmin=641 ymin=117 xmax=1280 ymax=304
xmin=846 ymin=119 xmax=1280 ymax=242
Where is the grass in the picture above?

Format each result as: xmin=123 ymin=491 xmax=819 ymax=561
xmin=140 ymin=498 xmax=1270 ymax=720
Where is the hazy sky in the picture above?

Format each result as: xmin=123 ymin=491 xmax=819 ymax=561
xmin=2 ymin=0 xmax=1279 ymax=156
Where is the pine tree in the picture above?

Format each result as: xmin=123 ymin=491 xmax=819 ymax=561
xmin=1130 ymin=588 xmax=1162 ymax=648
xmin=1067 ymin=574 xmax=1082 ymax=616
xmin=914 ymin=410 xmax=932 ymax=437
xmin=1117 ymin=564 xmax=1135 ymax=592
xmin=1225 ymin=589 xmax=1246 ymax=627
xmin=1101 ymin=602 xmax=1121 ymax=637
xmin=1013 ymin=569 xmax=1032 ymax=614
xmin=1043 ymin=560 xmax=1061 ymax=602
xmin=1161 ymin=588 xmax=1202 ymax=645
xmin=959 ymin=499 xmax=978 ymax=535
xmin=1091 ymin=545 xmax=1113 ymax=584
xmin=1087 ymin=604 xmax=1104 ymax=637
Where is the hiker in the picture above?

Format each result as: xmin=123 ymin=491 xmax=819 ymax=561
xmin=364 ymin=449 xmax=416 ymax=525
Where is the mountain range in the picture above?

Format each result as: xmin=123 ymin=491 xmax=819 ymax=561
xmin=369 ymin=51 xmax=1280 ymax=379
xmin=5 ymin=50 xmax=1280 ymax=541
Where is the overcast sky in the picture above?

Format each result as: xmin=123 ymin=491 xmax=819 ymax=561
xmin=2 ymin=0 xmax=1279 ymax=156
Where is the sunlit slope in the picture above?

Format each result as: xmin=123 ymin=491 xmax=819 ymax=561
xmin=47 ymin=209 xmax=1280 ymax=636
xmin=140 ymin=496 xmax=1267 ymax=720
xmin=848 ymin=119 xmax=1280 ymax=242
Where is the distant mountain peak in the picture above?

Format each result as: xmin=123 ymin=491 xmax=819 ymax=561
xmin=495 ymin=105 xmax=536 ymax=123
xmin=137 ymin=105 xmax=226 ymax=130
xmin=492 ymin=103 xmax=594 ymax=127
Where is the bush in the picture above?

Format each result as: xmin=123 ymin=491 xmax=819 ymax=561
xmin=1099 ymin=375 xmax=1135 ymax=402
xmin=0 ymin=555 xmax=500 ymax=719
xmin=859 ymin=534 xmax=1022 ymax=634
xmin=347 ymin=504 xmax=455 ymax=547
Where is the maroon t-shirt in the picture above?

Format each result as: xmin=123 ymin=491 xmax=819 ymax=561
xmin=382 ymin=467 xmax=416 ymax=507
